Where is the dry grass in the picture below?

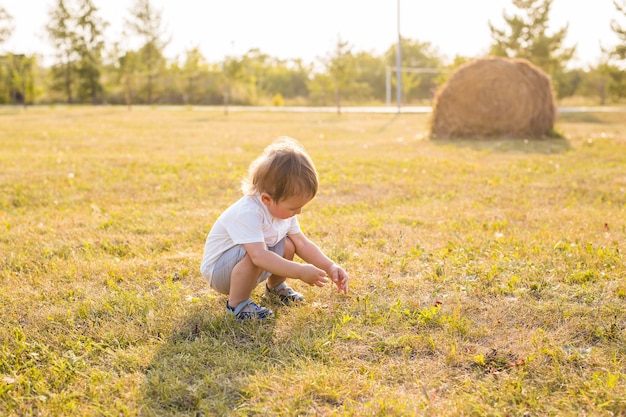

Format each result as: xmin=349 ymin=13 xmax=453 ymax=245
xmin=1 ymin=106 xmax=625 ymax=416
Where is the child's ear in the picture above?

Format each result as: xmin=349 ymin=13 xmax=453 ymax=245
xmin=260 ymin=192 xmax=273 ymax=206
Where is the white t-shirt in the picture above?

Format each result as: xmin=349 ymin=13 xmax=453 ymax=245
xmin=200 ymin=193 xmax=302 ymax=283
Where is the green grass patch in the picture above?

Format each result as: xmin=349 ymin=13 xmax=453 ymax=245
xmin=1 ymin=107 xmax=625 ymax=415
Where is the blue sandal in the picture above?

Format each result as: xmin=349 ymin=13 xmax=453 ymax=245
xmin=226 ymin=298 xmax=274 ymax=320
xmin=264 ymin=282 xmax=304 ymax=305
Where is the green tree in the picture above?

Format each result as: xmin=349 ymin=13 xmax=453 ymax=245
xmin=0 ymin=6 xmax=15 ymax=104
xmin=46 ymin=0 xmax=77 ymax=103
xmin=578 ymin=64 xmax=613 ymax=104
xmin=74 ymin=0 xmax=106 ymax=104
xmin=557 ymin=68 xmax=584 ymax=99
xmin=6 ymin=54 xmax=36 ymax=106
xmin=0 ymin=53 xmax=36 ymax=105
xmin=307 ymin=72 xmax=333 ymax=106
xmin=179 ymin=47 xmax=208 ymax=105
xmin=46 ymin=0 xmax=107 ymax=104
xmin=163 ymin=48 xmax=218 ymax=105
xmin=489 ymin=0 xmax=575 ymax=97
xmin=221 ymin=54 xmax=247 ymax=113
xmin=0 ymin=5 xmax=13 ymax=44
xmin=237 ymin=50 xmax=313 ymax=105
xmin=352 ymin=51 xmax=386 ymax=103
xmin=605 ymin=65 xmax=626 ymax=98
xmin=608 ymin=0 xmax=626 ymax=98
xmin=240 ymin=48 xmax=270 ymax=105
xmin=386 ymin=39 xmax=443 ymax=103
xmin=126 ymin=0 xmax=168 ymax=104
xmin=323 ymin=36 xmax=357 ymax=114
xmin=115 ymin=49 xmax=138 ymax=108
xmin=611 ymin=0 xmax=626 ymax=61
xmin=264 ymin=58 xmax=310 ymax=101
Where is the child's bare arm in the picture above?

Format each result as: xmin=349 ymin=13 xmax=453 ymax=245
xmin=243 ymin=242 xmax=328 ymax=287
xmin=289 ymin=233 xmax=349 ymax=294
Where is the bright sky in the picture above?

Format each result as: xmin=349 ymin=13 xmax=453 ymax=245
xmin=1 ymin=0 xmax=622 ymax=68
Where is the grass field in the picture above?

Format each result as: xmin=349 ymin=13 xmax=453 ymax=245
xmin=1 ymin=107 xmax=625 ymax=416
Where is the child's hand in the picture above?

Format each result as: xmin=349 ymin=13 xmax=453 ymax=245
xmin=299 ymin=264 xmax=329 ymax=287
xmin=328 ymin=264 xmax=348 ymax=294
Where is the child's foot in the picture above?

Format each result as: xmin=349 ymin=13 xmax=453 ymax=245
xmin=226 ymin=299 xmax=274 ymax=320
xmin=264 ymin=282 xmax=304 ymax=305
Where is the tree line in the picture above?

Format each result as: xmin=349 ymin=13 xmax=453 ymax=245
xmin=1 ymin=0 xmax=626 ymax=108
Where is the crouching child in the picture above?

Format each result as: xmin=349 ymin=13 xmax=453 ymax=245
xmin=200 ymin=137 xmax=348 ymax=320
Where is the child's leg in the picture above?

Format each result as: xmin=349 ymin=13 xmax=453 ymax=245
xmin=266 ymin=236 xmax=295 ymax=289
xmin=229 ymin=253 xmax=263 ymax=307
xmin=264 ymin=236 xmax=304 ymax=304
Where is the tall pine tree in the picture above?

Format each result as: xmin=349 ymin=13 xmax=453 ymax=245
xmin=325 ymin=36 xmax=356 ymax=115
xmin=0 ymin=5 xmax=13 ymax=44
xmin=608 ymin=0 xmax=626 ymax=98
xmin=489 ymin=0 xmax=575 ymax=97
xmin=611 ymin=1 xmax=626 ymax=62
xmin=74 ymin=0 xmax=106 ymax=104
xmin=125 ymin=0 xmax=168 ymax=104
xmin=46 ymin=0 xmax=76 ymax=103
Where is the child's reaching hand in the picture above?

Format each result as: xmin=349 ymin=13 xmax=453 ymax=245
xmin=299 ymin=264 xmax=329 ymax=287
xmin=327 ymin=264 xmax=349 ymax=294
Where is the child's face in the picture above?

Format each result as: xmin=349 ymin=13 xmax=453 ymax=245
xmin=261 ymin=193 xmax=312 ymax=219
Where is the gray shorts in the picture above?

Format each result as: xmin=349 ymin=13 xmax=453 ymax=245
xmin=209 ymin=238 xmax=286 ymax=295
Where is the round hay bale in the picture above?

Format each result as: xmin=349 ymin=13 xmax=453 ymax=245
xmin=431 ymin=57 xmax=557 ymax=139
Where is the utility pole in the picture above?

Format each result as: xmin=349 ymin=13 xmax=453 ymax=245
xmin=396 ymin=0 xmax=402 ymax=114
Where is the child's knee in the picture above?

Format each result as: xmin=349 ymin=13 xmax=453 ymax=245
xmin=284 ymin=236 xmax=296 ymax=260
xmin=235 ymin=253 xmax=262 ymax=276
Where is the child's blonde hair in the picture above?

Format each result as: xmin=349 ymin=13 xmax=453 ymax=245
xmin=242 ymin=137 xmax=318 ymax=201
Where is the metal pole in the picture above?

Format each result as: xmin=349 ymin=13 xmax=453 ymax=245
xmin=396 ymin=0 xmax=402 ymax=113
xmin=386 ymin=66 xmax=391 ymax=106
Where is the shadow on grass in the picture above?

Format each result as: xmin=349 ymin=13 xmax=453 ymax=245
xmin=376 ymin=114 xmax=402 ymax=133
xmin=140 ymin=301 xmax=284 ymax=415
xmin=431 ymin=135 xmax=571 ymax=155
xmin=558 ymin=112 xmax=605 ymax=124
